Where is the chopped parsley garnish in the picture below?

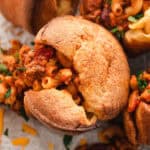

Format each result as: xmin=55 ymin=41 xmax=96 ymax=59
xmin=63 ymin=135 xmax=73 ymax=150
xmin=136 ymin=71 xmax=142 ymax=78
xmin=111 ymin=27 xmax=125 ymax=40
xmin=0 ymin=64 xmax=8 ymax=73
xmin=128 ymin=16 xmax=138 ymax=23
xmin=17 ymin=67 xmax=26 ymax=72
xmin=134 ymin=13 xmax=144 ymax=19
xmin=19 ymin=107 xmax=29 ymax=121
xmin=136 ymin=72 xmax=148 ymax=91
xmin=0 ymin=79 xmax=2 ymax=83
xmin=137 ymin=79 xmax=147 ymax=91
xmin=105 ymin=0 xmax=112 ymax=5
xmin=116 ymin=31 xmax=125 ymax=39
xmin=128 ymin=13 xmax=144 ymax=23
xmin=4 ymin=128 xmax=9 ymax=136
xmin=111 ymin=27 xmax=118 ymax=33
xmin=30 ymin=41 xmax=35 ymax=46
xmin=5 ymin=88 xmax=11 ymax=99
xmin=0 ymin=64 xmax=12 ymax=76
xmin=0 ymin=47 xmax=5 ymax=53
xmin=14 ymin=52 xmax=20 ymax=62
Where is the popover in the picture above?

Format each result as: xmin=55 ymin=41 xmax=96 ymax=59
xmin=23 ymin=16 xmax=130 ymax=131
xmin=124 ymin=70 xmax=150 ymax=145
xmin=0 ymin=0 xmax=79 ymax=34
xmin=80 ymin=0 xmax=150 ymax=55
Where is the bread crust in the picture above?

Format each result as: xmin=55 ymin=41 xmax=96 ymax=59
xmin=0 ymin=0 xmax=78 ymax=34
xmin=124 ymin=30 xmax=150 ymax=55
xmin=0 ymin=0 xmax=34 ymax=31
xmin=123 ymin=110 xmax=137 ymax=145
xmin=123 ymin=102 xmax=150 ymax=145
xmin=136 ymin=102 xmax=150 ymax=144
xmin=25 ymin=16 xmax=130 ymax=131
xmin=24 ymin=89 xmax=96 ymax=131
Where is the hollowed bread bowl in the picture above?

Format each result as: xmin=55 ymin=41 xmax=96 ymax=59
xmin=24 ymin=16 xmax=130 ymax=131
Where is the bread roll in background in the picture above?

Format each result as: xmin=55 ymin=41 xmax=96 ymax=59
xmin=0 ymin=0 xmax=79 ymax=34
xmin=124 ymin=102 xmax=150 ymax=145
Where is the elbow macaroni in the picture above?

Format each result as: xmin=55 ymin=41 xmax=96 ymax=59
xmin=42 ymin=76 xmax=58 ymax=89
xmin=15 ymin=79 xmax=25 ymax=92
xmin=111 ymin=0 xmax=123 ymax=16
xmin=0 ymin=75 xmax=4 ymax=81
xmin=125 ymin=0 xmax=143 ymax=16
xmin=0 ymin=40 xmax=80 ymax=115
xmin=46 ymin=65 xmax=57 ymax=77
xmin=57 ymin=68 xmax=72 ymax=84
xmin=13 ymin=70 xmax=20 ymax=79
xmin=33 ymin=80 xmax=42 ymax=91
xmin=0 ymin=83 xmax=7 ymax=102
xmin=129 ymin=8 xmax=150 ymax=34
xmin=4 ymin=76 xmax=13 ymax=86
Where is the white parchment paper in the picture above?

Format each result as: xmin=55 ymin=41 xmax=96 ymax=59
xmin=0 ymin=13 xmax=150 ymax=150
xmin=0 ymin=14 xmax=102 ymax=150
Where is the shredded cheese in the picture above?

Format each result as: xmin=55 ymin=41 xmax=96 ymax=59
xmin=48 ymin=142 xmax=54 ymax=150
xmin=22 ymin=123 xmax=38 ymax=136
xmin=0 ymin=108 xmax=5 ymax=135
xmin=11 ymin=137 xmax=30 ymax=146
xmin=79 ymin=138 xmax=87 ymax=146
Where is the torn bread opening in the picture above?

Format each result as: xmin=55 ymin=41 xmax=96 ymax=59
xmin=21 ymin=42 xmax=97 ymax=126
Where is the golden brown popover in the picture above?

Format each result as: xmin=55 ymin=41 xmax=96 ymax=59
xmin=23 ymin=16 xmax=130 ymax=131
xmin=124 ymin=8 xmax=150 ymax=54
xmin=0 ymin=0 xmax=79 ymax=34
xmin=124 ymin=102 xmax=150 ymax=145
xmin=97 ymin=125 xmax=137 ymax=150
xmin=80 ymin=0 xmax=150 ymax=55
xmin=124 ymin=70 xmax=150 ymax=145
